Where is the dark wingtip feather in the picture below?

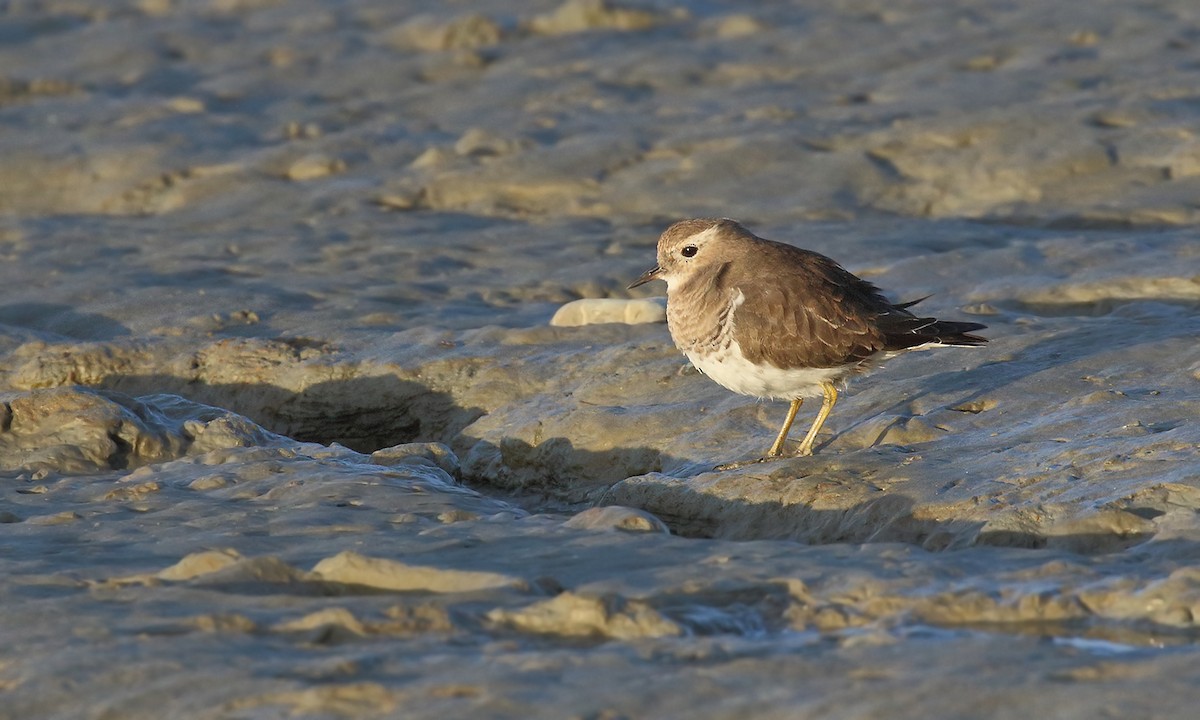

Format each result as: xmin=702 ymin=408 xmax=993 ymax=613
xmin=894 ymin=295 xmax=932 ymax=310
xmin=928 ymin=319 xmax=988 ymax=347
xmin=882 ymin=320 xmax=988 ymax=351
xmin=941 ymin=331 xmax=988 ymax=347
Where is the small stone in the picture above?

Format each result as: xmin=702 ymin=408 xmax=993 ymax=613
xmin=1068 ymin=30 xmax=1100 ymax=46
xmin=284 ymin=154 xmax=345 ymax=181
xmin=103 ymin=481 xmax=161 ymax=501
xmin=312 ymin=551 xmax=525 ymax=593
xmin=454 ymin=128 xmax=528 ymax=157
xmin=487 ymin=592 xmax=681 ymax=639
xmin=437 ymin=509 xmax=479 ymax=524
xmin=165 ymin=97 xmax=205 ymax=113
xmin=386 ymin=13 xmax=502 ymax=52
xmin=188 ymin=475 xmax=229 ymax=491
xmin=374 ymin=192 xmax=422 ymax=211
xmin=157 ymin=550 xmax=243 ymax=581
xmin=529 ymin=0 xmax=658 ymax=34
xmin=949 ymin=399 xmax=997 ymax=414
xmin=378 ymin=604 xmax=455 ymax=634
xmin=713 ymin=14 xmax=763 ymax=38
xmin=962 ymin=53 xmax=1008 ymax=71
xmin=190 ymin=613 xmax=257 ymax=633
xmin=273 ymin=607 xmax=366 ymax=641
xmin=550 ymin=298 xmax=666 ymax=327
xmin=1091 ymin=111 xmax=1139 ymax=128
xmin=409 ymin=147 xmax=452 ymax=169
xmin=564 ymin=506 xmax=669 ymax=533
xmin=388 ymin=513 xmax=424 ymax=525
xmin=28 ymin=511 xmax=81 ymax=525
xmin=370 ymin=442 xmax=461 ymax=480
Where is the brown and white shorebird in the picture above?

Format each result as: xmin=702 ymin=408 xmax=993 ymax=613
xmin=629 ymin=218 xmax=987 ymax=458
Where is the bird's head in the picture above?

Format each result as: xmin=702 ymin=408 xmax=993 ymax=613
xmin=628 ymin=218 xmax=748 ymax=291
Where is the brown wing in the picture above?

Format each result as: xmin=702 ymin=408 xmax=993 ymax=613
xmin=728 ymin=241 xmax=891 ymax=369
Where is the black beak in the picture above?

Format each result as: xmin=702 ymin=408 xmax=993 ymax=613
xmin=628 ymin=265 xmax=663 ymax=289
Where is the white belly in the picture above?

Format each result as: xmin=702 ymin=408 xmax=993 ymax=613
xmin=683 ymin=341 xmax=850 ymax=401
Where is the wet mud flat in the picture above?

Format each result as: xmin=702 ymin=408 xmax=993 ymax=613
xmin=3 ymin=0 xmax=1200 ymax=717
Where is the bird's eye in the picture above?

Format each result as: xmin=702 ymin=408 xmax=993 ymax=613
xmin=681 ymin=245 xmax=698 ymax=258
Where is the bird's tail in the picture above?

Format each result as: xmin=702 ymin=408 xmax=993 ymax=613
xmin=880 ymin=313 xmax=988 ymax=351
xmin=881 ymin=297 xmax=988 ymax=349
xmin=926 ymin=320 xmax=988 ymax=347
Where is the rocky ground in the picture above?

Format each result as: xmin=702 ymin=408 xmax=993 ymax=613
xmin=2 ymin=0 xmax=1200 ymax=718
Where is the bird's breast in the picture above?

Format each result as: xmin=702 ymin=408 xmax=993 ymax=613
xmin=667 ymin=284 xmax=855 ymax=400
xmin=666 ymin=285 xmax=741 ymax=356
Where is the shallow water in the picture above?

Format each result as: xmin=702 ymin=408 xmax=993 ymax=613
xmin=3 ymin=0 xmax=1200 ymax=717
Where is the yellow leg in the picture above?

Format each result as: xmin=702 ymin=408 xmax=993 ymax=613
xmin=767 ymin=398 xmax=803 ymax=457
xmin=797 ymin=382 xmax=838 ymax=456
